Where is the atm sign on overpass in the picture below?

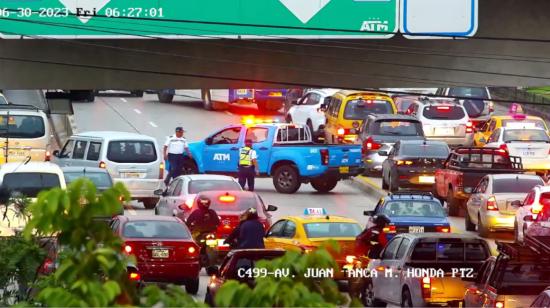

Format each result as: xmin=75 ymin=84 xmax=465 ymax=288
xmin=0 ymin=0 xmax=476 ymax=39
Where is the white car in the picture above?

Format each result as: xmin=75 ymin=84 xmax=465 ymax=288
xmin=515 ymin=185 xmax=550 ymax=243
xmin=407 ymin=99 xmax=474 ymax=146
xmin=154 ymin=174 xmax=242 ymax=220
xmin=285 ymin=88 xmax=339 ymax=137
xmin=484 ymin=125 xmax=550 ymax=172
xmin=465 ymin=174 xmax=544 ymax=237
xmin=435 ymin=87 xmax=494 ymax=125
xmin=0 ymin=162 xmax=66 ymax=236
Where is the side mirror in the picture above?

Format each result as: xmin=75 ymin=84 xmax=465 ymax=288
xmin=267 ymin=205 xmax=278 ymax=212
xmin=524 ymin=215 xmax=534 ymax=222
xmin=364 ymin=210 xmax=375 ymax=216
xmin=153 ymin=189 xmax=165 ymax=196
xmin=206 ymin=266 xmax=219 ymax=276
xmin=378 ymin=150 xmax=389 ymax=157
xmin=205 ymin=137 xmax=213 ymax=145
xmin=52 ymin=150 xmax=60 ymax=158
xmin=511 ymin=200 xmax=523 ymax=207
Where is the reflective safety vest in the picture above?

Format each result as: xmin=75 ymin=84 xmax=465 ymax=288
xmin=239 ymin=146 xmax=252 ymax=166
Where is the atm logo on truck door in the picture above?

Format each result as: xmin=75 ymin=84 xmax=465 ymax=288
xmin=213 ymin=153 xmax=231 ymax=161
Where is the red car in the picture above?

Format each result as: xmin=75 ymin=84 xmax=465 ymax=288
xmin=183 ymin=191 xmax=278 ymax=255
xmin=110 ymin=215 xmax=201 ymax=294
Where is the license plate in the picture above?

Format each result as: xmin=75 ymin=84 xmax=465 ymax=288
xmin=2 ymin=150 xmax=29 ymax=158
xmin=339 ymin=166 xmax=349 ymax=174
xmin=409 ymin=226 xmax=424 ymax=233
xmin=435 ymin=128 xmax=453 ymax=135
xmin=236 ymin=89 xmax=248 ymax=95
xmin=122 ymin=172 xmax=142 ymax=178
xmin=419 ymin=176 xmax=435 ymax=183
xmin=152 ymin=249 xmax=169 ymax=258
xmin=522 ymin=151 xmax=535 ymax=156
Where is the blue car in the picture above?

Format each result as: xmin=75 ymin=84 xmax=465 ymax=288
xmin=364 ymin=192 xmax=450 ymax=240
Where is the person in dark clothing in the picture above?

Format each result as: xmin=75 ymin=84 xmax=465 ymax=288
xmin=236 ymin=207 xmax=265 ymax=249
xmin=225 ymin=211 xmax=249 ymax=249
xmin=186 ymin=196 xmax=220 ymax=237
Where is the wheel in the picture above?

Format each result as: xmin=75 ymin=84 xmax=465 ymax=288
xmin=447 ymin=190 xmax=461 ymax=217
xmin=182 ymin=160 xmax=198 ymax=175
xmin=158 ymin=92 xmax=174 ymax=104
xmin=401 ymin=288 xmax=413 ymax=307
xmin=389 ymin=173 xmax=399 ymax=192
xmin=142 ymin=198 xmax=158 ymax=209
xmin=363 ymin=280 xmax=386 ymax=307
xmin=465 ymin=211 xmax=476 ymax=231
xmin=205 ymin=289 xmax=214 ymax=306
xmin=382 ymin=175 xmax=389 ymax=190
xmin=131 ymin=90 xmax=144 ymax=97
xmin=202 ymin=88 xmax=212 ymax=110
xmin=310 ymin=177 xmax=338 ymax=193
xmin=273 ymin=165 xmax=301 ymax=194
xmin=478 ymin=214 xmax=490 ymax=238
xmin=185 ymin=277 xmax=200 ymax=295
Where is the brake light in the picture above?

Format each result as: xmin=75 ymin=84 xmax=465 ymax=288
xmin=487 ymin=196 xmax=498 ymax=211
xmin=498 ymin=144 xmax=508 ymax=154
xmin=219 ymin=194 xmax=236 ymax=203
xmin=99 ymin=161 xmax=106 ymax=169
xmin=159 ymin=161 xmax=164 ymax=179
xmin=320 ymin=149 xmax=329 ymax=165
xmin=466 ymin=121 xmax=474 ymax=133
xmin=129 ymin=272 xmax=140 ymax=281
xmin=397 ymin=160 xmax=413 ymax=166
xmin=337 ymin=128 xmax=345 ymax=136
xmin=436 ymin=226 xmax=451 ymax=233
xmin=532 ymin=203 xmax=543 ymax=215
xmin=124 ymin=244 xmax=133 ymax=254
xmin=495 ymin=301 xmax=504 ymax=308
xmin=382 ymin=225 xmax=396 ymax=233
xmin=436 ymin=106 xmax=451 ymax=111
xmin=45 ymin=151 xmax=51 ymax=161
xmin=188 ymin=246 xmax=196 ymax=254
xmin=421 ymin=277 xmax=431 ymax=298
xmin=364 ymin=137 xmax=381 ymax=151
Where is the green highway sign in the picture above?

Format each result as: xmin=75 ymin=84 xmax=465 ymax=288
xmin=0 ymin=0 xmax=398 ymax=39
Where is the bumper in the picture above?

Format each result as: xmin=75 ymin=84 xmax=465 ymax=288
xmin=396 ymin=172 xmax=437 ymax=190
xmin=139 ymin=261 xmax=200 ymax=282
xmin=483 ymin=213 xmax=516 ymax=231
xmin=425 ymin=134 xmax=474 ymax=146
xmin=521 ymin=158 xmax=550 ymax=172
xmin=114 ymin=178 xmax=163 ymax=198
xmin=324 ymin=166 xmax=365 ymax=179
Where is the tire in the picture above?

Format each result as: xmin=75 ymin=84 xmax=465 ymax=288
xmin=401 ymin=288 xmax=413 ymax=308
xmin=273 ymin=165 xmax=301 ymax=194
xmin=465 ymin=211 xmax=476 ymax=231
xmin=382 ymin=175 xmax=389 ymax=190
xmin=389 ymin=173 xmax=399 ymax=192
xmin=142 ymin=198 xmax=158 ymax=209
xmin=310 ymin=177 xmax=338 ymax=193
xmin=158 ymin=92 xmax=174 ymax=104
xmin=185 ymin=277 xmax=200 ymax=295
xmin=478 ymin=214 xmax=490 ymax=238
xmin=363 ymin=280 xmax=386 ymax=307
xmin=447 ymin=190 xmax=461 ymax=217
xmin=182 ymin=160 xmax=198 ymax=175
xmin=131 ymin=90 xmax=144 ymax=97
xmin=202 ymin=88 xmax=213 ymax=110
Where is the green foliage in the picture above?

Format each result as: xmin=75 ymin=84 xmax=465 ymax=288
xmin=140 ymin=285 xmax=207 ymax=307
xmin=215 ymin=242 xmax=348 ymax=307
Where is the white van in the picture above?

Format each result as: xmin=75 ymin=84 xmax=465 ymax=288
xmin=0 ymin=105 xmax=53 ymax=164
xmin=52 ymin=131 xmax=163 ymax=208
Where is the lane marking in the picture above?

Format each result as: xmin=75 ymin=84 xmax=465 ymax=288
xmin=149 ymin=121 xmax=158 ymax=128
xmin=134 ymin=108 xmax=142 ymax=114
xmin=357 ymin=175 xmax=382 ymax=189
xmin=120 ymin=98 xmax=128 ymax=102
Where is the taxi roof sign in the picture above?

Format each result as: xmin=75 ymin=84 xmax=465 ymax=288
xmin=304 ymin=208 xmax=327 ymax=215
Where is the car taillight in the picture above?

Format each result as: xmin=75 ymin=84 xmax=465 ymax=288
xmin=436 ymin=106 xmax=451 ymax=111
xmin=337 ymin=128 xmax=345 ymax=136
xmin=45 ymin=151 xmax=51 ymax=161
xmin=188 ymin=246 xmax=197 ymax=254
xmin=466 ymin=121 xmax=474 ymax=133
xmin=487 ymin=196 xmax=498 ymax=211
xmin=495 ymin=301 xmax=504 ymax=308
xmin=299 ymin=245 xmax=316 ymax=253
xmin=435 ymin=226 xmax=451 ymax=233
xmin=159 ymin=161 xmax=164 ymax=179
xmin=532 ymin=203 xmax=543 ymax=215
xmin=498 ymin=144 xmax=508 ymax=154
xmin=364 ymin=137 xmax=381 ymax=151
xmin=421 ymin=277 xmax=431 ymax=298
xmin=128 ymin=272 xmax=140 ymax=281
xmin=124 ymin=244 xmax=133 ymax=254
xmin=382 ymin=225 xmax=396 ymax=233
xmin=99 ymin=161 xmax=106 ymax=169
xmin=397 ymin=160 xmax=413 ymax=166
xmin=320 ymin=149 xmax=329 ymax=165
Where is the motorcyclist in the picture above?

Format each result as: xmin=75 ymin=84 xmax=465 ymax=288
xmin=235 ymin=207 xmax=265 ymax=249
xmin=225 ymin=210 xmax=249 ymax=249
xmin=355 ymin=214 xmax=391 ymax=258
xmin=186 ymin=196 xmax=220 ymax=238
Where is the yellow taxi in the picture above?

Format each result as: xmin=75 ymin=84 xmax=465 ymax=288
xmin=263 ymin=208 xmax=362 ymax=280
xmin=324 ymin=91 xmax=396 ymax=144
xmin=474 ymin=114 xmax=549 ymax=146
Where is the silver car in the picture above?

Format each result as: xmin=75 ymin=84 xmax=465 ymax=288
xmin=154 ymin=174 xmax=242 ymax=220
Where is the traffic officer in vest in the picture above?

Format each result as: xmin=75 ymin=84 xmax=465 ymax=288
xmin=238 ymin=139 xmax=259 ymax=191
xmin=163 ymin=127 xmax=193 ymax=186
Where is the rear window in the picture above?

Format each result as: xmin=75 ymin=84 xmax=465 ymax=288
xmin=411 ymin=241 xmax=488 ymax=261
xmin=0 ymin=115 xmax=45 ymax=138
xmin=492 ymin=177 xmax=543 ymax=193
xmin=372 ymin=120 xmax=423 ymax=137
xmin=400 ymin=143 xmax=449 ymax=158
xmin=422 ymin=105 xmax=466 ymax=120
xmin=344 ymin=99 xmax=393 ymax=120
xmin=448 ymin=87 xmax=489 ymax=99
xmin=2 ymin=172 xmax=61 ymax=197
xmin=502 ymin=119 xmax=547 ymax=130
xmin=304 ymin=222 xmax=361 ymax=238
xmin=123 ymin=221 xmax=191 ymax=239
xmin=64 ymin=172 xmax=113 ymax=188
xmin=381 ymin=201 xmax=446 ymax=218
xmin=188 ymin=180 xmax=242 ymax=194
xmin=198 ymin=194 xmax=263 ymax=216
xmin=107 ymin=140 xmax=157 ymax=163
xmin=503 ymin=129 xmax=550 ymax=142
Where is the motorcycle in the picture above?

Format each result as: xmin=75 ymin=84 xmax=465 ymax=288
xmin=194 ymin=232 xmax=219 ymax=268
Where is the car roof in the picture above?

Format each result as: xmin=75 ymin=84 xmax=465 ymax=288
xmin=61 ymin=167 xmax=109 ymax=173
xmin=488 ymin=173 xmax=543 ymax=180
xmin=397 ymin=140 xmax=447 ymax=146
xmin=197 ymin=190 xmax=256 ymax=198
xmin=0 ymin=162 xmax=62 ymax=174
xmin=121 ymin=215 xmax=181 ymax=222
xmin=227 ymin=249 xmax=286 ymax=258
xmin=182 ymin=174 xmax=238 ymax=181
xmin=334 ymin=90 xmax=391 ymax=98
xmin=493 ymin=115 xmax=543 ymax=121
xmin=369 ymin=114 xmax=419 ymax=121
xmin=397 ymin=232 xmax=483 ymax=240
xmin=73 ymin=131 xmax=156 ymax=141
xmin=500 ymin=126 xmax=546 ymax=131
xmin=286 ymin=215 xmax=359 ymax=224
xmin=306 ymin=88 xmax=340 ymax=96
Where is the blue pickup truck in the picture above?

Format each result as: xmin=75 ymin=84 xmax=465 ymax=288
xmin=178 ymin=122 xmax=364 ymax=193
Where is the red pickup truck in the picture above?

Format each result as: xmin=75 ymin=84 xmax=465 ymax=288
xmin=434 ymin=147 xmax=522 ymax=216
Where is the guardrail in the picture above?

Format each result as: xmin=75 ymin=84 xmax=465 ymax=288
xmin=489 ymin=87 xmax=550 ymax=122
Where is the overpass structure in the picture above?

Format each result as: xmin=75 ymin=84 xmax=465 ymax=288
xmin=0 ymin=0 xmax=548 ymax=89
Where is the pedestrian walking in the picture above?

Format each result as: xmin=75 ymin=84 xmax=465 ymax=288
xmin=238 ymin=139 xmax=259 ymax=191
xmin=163 ymin=126 xmax=193 ymax=186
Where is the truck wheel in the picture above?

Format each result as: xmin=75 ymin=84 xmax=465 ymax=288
xmin=389 ymin=174 xmax=399 ymax=192
xmin=201 ymin=88 xmax=213 ymax=110
xmin=363 ymin=280 xmax=386 ymax=307
xmin=158 ymin=92 xmax=174 ymax=104
xmin=273 ymin=165 xmax=301 ymax=194
xmin=311 ymin=177 xmax=338 ymax=193
xmin=465 ymin=211 xmax=476 ymax=231
xmin=381 ymin=175 xmax=389 ymax=190
xmin=182 ymin=160 xmax=198 ymax=175
xmin=478 ymin=214 xmax=490 ymax=238
xmin=401 ymin=288 xmax=413 ymax=308
xmin=185 ymin=277 xmax=200 ymax=295
xmin=447 ymin=190 xmax=461 ymax=217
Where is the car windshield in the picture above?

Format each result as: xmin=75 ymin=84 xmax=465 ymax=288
xmin=188 ymin=180 xmax=241 ymax=194
xmin=422 ymin=105 xmax=466 ymax=120
xmin=400 ymin=143 xmax=449 ymax=158
xmin=2 ymin=172 xmax=61 ymax=198
xmin=502 ymin=119 xmax=547 ymax=130
xmin=411 ymin=241 xmax=488 ymax=261
xmin=304 ymin=222 xmax=361 ymax=238
xmin=448 ymin=87 xmax=489 ymax=99
xmin=503 ymin=129 xmax=550 ymax=142
xmin=344 ymin=99 xmax=393 ymax=120
xmin=0 ymin=115 xmax=45 ymax=138
xmin=107 ymin=140 xmax=157 ymax=163
xmin=123 ymin=221 xmax=191 ymax=239
xmin=64 ymin=172 xmax=113 ymax=188
xmin=372 ymin=120 xmax=423 ymax=136
xmin=492 ymin=177 xmax=543 ymax=193
xmin=381 ymin=201 xmax=446 ymax=217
